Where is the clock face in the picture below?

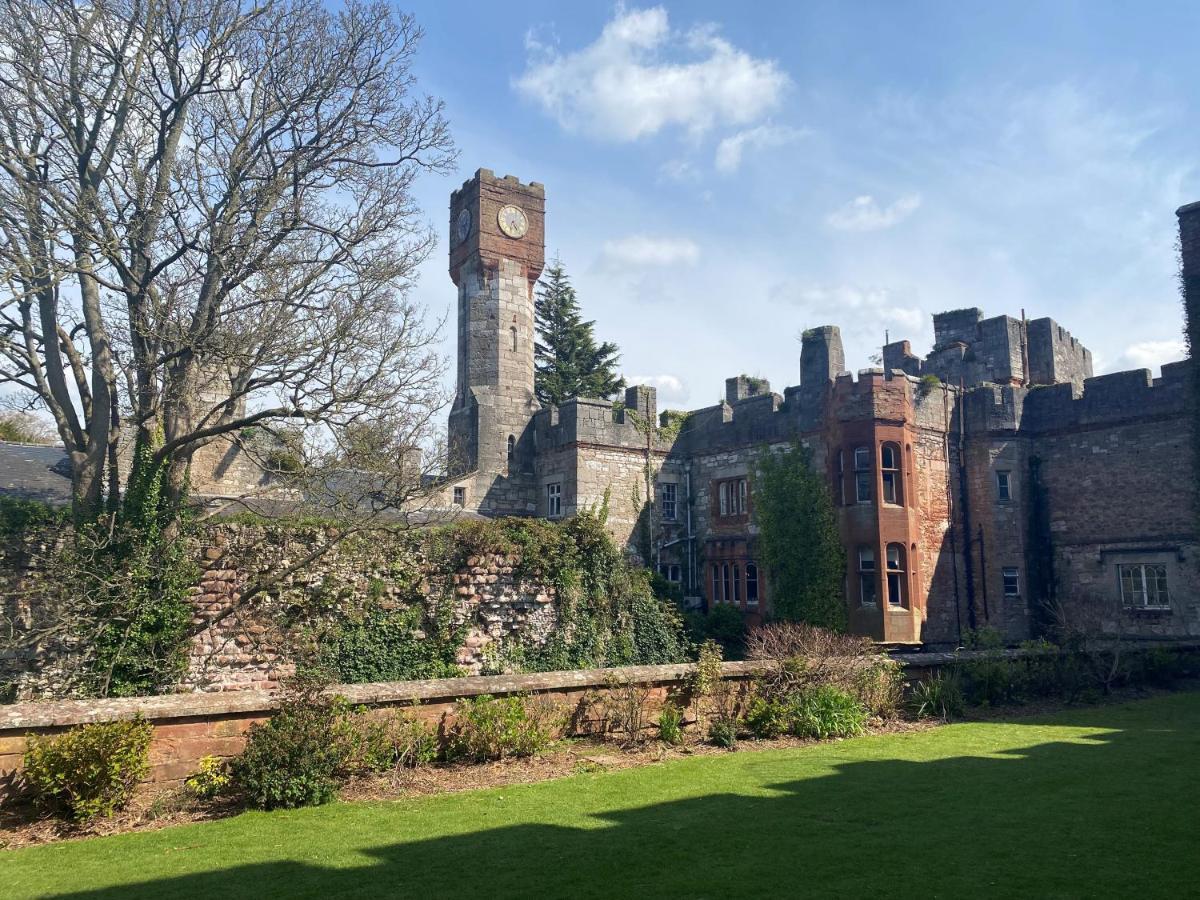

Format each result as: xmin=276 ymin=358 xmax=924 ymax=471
xmin=497 ymin=204 xmax=528 ymax=239
xmin=455 ymin=208 xmax=472 ymax=244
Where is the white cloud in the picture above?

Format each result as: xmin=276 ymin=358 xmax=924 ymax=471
xmin=514 ymin=5 xmax=789 ymax=141
xmin=714 ymin=124 xmax=807 ymax=173
xmin=600 ymin=234 xmax=700 ymax=267
xmin=1120 ymin=339 xmax=1186 ymax=373
xmin=625 ymin=373 xmax=689 ymax=404
xmin=826 ymin=194 xmax=923 ymax=232
xmin=658 ymin=158 xmax=701 ymax=183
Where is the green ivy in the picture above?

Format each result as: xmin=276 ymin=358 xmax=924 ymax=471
xmin=305 ymin=602 xmax=464 ymax=683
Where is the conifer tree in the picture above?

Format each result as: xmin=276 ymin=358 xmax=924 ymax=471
xmin=534 ymin=260 xmax=626 ymax=405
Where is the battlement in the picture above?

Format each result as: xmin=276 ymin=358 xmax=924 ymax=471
xmin=964 ymin=360 xmax=1189 ymax=434
xmin=451 ymin=168 xmax=545 ymax=201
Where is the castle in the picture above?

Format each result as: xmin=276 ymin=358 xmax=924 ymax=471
xmin=441 ymin=168 xmax=1199 ymax=647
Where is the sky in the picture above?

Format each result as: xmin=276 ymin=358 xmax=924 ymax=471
xmin=403 ymin=2 xmax=1199 ymax=410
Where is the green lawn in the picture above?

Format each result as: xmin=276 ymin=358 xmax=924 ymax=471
xmin=7 ymin=691 xmax=1200 ymax=899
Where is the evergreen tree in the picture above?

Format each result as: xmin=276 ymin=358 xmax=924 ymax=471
xmin=754 ymin=443 xmax=847 ymax=631
xmin=534 ymin=261 xmax=626 ymax=406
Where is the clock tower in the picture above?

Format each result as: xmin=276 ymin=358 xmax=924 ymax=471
xmin=447 ymin=169 xmax=546 ymax=512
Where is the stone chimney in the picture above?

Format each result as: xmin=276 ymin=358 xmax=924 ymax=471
xmin=799 ymin=326 xmax=845 ymax=410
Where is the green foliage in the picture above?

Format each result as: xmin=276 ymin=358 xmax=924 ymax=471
xmin=918 ymin=373 xmax=942 ymax=397
xmin=851 ymin=658 xmax=905 ymax=718
xmin=744 ymin=696 xmax=790 ymax=739
xmin=685 ymin=604 xmax=747 ymax=659
xmin=657 ymin=703 xmax=684 ymax=745
xmin=0 ymin=495 xmax=68 ymax=535
xmin=908 ymin=672 xmax=966 ymax=720
xmin=445 ymin=694 xmax=562 ymax=762
xmin=437 ymin=513 xmax=690 ymax=673
xmin=22 ymin=717 xmax=153 ymax=822
xmin=332 ymin=704 xmax=438 ymax=773
xmin=184 ymin=756 xmax=232 ymax=801
xmin=708 ymin=720 xmax=738 ymax=749
xmin=534 ymin=260 xmax=626 ymax=405
xmin=231 ymin=688 xmax=349 ymax=810
xmin=754 ymin=443 xmax=846 ymax=630
xmin=306 ymin=602 xmax=463 ymax=684
xmin=788 ymin=686 xmax=868 ymax=740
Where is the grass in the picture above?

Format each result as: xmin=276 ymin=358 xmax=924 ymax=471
xmin=7 ymin=691 xmax=1200 ymax=899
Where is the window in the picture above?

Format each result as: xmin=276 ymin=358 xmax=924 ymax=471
xmin=452 ymin=486 xmax=465 ymax=506
xmin=546 ymin=482 xmax=562 ymax=518
xmin=746 ymin=563 xmax=759 ymax=606
xmin=858 ymin=547 xmax=877 ymax=606
xmin=711 ymin=564 xmax=721 ymax=604
xmin=733 ymin=564 xmax=740 ymax=605
xmin=996 ymin=470 xmax=1012 ymax=503
xmin=660 ymin=482 xmax=678 ymax=521
xmin=507 ymin=434 xmax=515 ymax=463
xmin=722 ymin=564 xmax=733 ymax=606
xmin=659 ymin=563 xmax=682 ymax=583
xmin=717 ymin=477 xmax=748 ymax=518
xmin=510 ymin=326 xmax=518 ymax=353
xmin=836 ymin=450 xmax=846 ymax=505
xmin=881 ymin=443 xmax=902 ymax=506
xmin=1118 ymin=563 xmax=1169 ymax=609
xmin=1002 ymin=567 xmax=1020 ymax=597
xmin=854 ymin=447 xmax=871 ymax=503
xmin=885 ymin=543 xmax=906 ymax=606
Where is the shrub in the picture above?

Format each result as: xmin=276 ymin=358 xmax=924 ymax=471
xmin=708 ymin=720 xmax=738 ymax=749
xmin=446 ymin=694 xmax=561 ymax=762
xmin=788 ymin=686 xmax=867 ymax=740
xmin=960 ymin=656 xmax=1027 ymax=707
xmin=184 ymin=756 xmax=232 ymax=801
xmin=852 ymin=658 xmax=905 ymax=718
xmin=600 ymin=676 xmax=650 ymax=746
xmin=22 ymin=717 xmax=153 ymax=822
xmin=908 ymin=672 xmax=965 ymax=721
xmin=657 ymin=703 xmax=684 ymax=745
xmin=701 ymin=604 xmax=747 ymax=659
xmin=744 ymin=696 xmax=789 ymax=739
xmin=231 ymin=692 xmax=347 ymax=810
xmin=1137 ymin=648 xmax=1187 ymax=687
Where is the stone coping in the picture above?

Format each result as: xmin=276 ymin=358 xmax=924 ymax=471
xmin=4 ymin=641 xmax=1196 ymax=732
xmin=0 ymin=661 xmax=765 ymax=731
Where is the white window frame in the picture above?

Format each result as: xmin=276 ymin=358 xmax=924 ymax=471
xmin=881 ymin=443 xmax=901 ymax=506
xmin=452 ymin=486 xmax=465 ymax=507
xmin=885 ymin=544 xmax=905 ymax=607
xmin=1118 ymin=563 xmax=1170 ymax=610
xmin=1002 ymin=567 xmax=1020 ymax=597
xmin=660 ymin=482 xmax=678 ymax=521
xmin=546 ymin=482 xmax=562 ymax=518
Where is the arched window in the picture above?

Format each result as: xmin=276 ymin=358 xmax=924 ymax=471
xmin=858 ymin=547 xmax=877 ymax=606
xmin=853 ymin=446 xmax=872 ymax=503
xmin=746 ymin=563 xmax=759 ymax=606
xmin=732 ymin=564 xmax=740 ymax=605
xmin=722 ymin=564 xmax=732 ymax=606
xmin=881 ymin=442 xmax=902 ymax=505
xmin=510 ymin=326 xmax=518 ymax=353
xmin=886 ymin=543 xmax=906 ymax=606
xmin=711 ymin=564 xmax=721 ymax=604
xmin=507 ymin=434 xmax=515 ymax=463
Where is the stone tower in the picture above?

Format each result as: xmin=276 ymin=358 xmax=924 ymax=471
xmin=447 ymin=169 xmax=546 ymax=512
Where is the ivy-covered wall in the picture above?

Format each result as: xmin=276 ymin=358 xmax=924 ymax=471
xmin=4 ymin=513 xmax=691 ymax=699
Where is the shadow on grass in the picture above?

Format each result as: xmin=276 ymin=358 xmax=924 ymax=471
xmin=51 ymin=701 xmax=1200 ymax=900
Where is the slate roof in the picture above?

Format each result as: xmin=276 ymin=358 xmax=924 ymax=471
xmin=0 ymin=441 xmax=72 ymax=505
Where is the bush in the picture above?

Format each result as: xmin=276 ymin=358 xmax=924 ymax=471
xmin=852 ymin=658 xmax=905 ymax=718
xmin=701 ymin=604 xmax=747 ymax=659
xmin=446 ymin=694 xmax=561 ymax=762
xmin=708 ymin=720 xmax=738 ymax=749
xmin=1136 ymin=648 xmax=1187 ymax=687
xmin=22 ymin=717 xmax=153 ymax=822
xmin=231 ymin=692 xmax=347 ymax=810
xmin=908 ymin=672 xmax=965 ymax=721
xmin=184 ymin=756 xmax=232 ymax=801
xmin=788 ymin=686 xmax=867 ymax=740
xmin=657 ymin=703 xmax=684 ymax=745
xmin=960 ymin=655 xmax=1027 ymax=707
xmin=744 ymin=696 xmax=789 ymax=739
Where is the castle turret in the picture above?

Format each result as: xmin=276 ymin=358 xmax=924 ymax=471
xmin=446 ymin=170 xmax=546 ymax=513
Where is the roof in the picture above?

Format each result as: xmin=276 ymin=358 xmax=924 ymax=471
xmin=0 ymin=441 xmax=72 ymax=504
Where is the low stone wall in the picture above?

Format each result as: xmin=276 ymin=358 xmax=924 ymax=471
xmin=0 ymin=661 xmax=763 ymax=792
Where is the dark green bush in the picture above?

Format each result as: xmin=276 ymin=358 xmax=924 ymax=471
xmin=22 ymin=717 xmax=153 ymax=822
xmin=1136 ymin=648 xmax=1188 ymax=687
xmin=708 ymin=720 xmax=738 ymax=749
xmin=231 ymin=693 xmax=348 ymax=810
xmin=788 ymin=686 xmax=867 ymax=740
xmin=909 ymin=672 xmax=965 ymax=721
xmin=307 ymin=603 xmax=463 ymax=685
xmin=446 ymin=694 xmax=562 ymax=762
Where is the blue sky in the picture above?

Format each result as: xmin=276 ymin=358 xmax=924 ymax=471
xmin=402 ymin=1 xmax=1200 ymax=410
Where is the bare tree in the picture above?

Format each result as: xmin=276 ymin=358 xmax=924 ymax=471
xmin=0 ymin=0 xmax=455 ymax=522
